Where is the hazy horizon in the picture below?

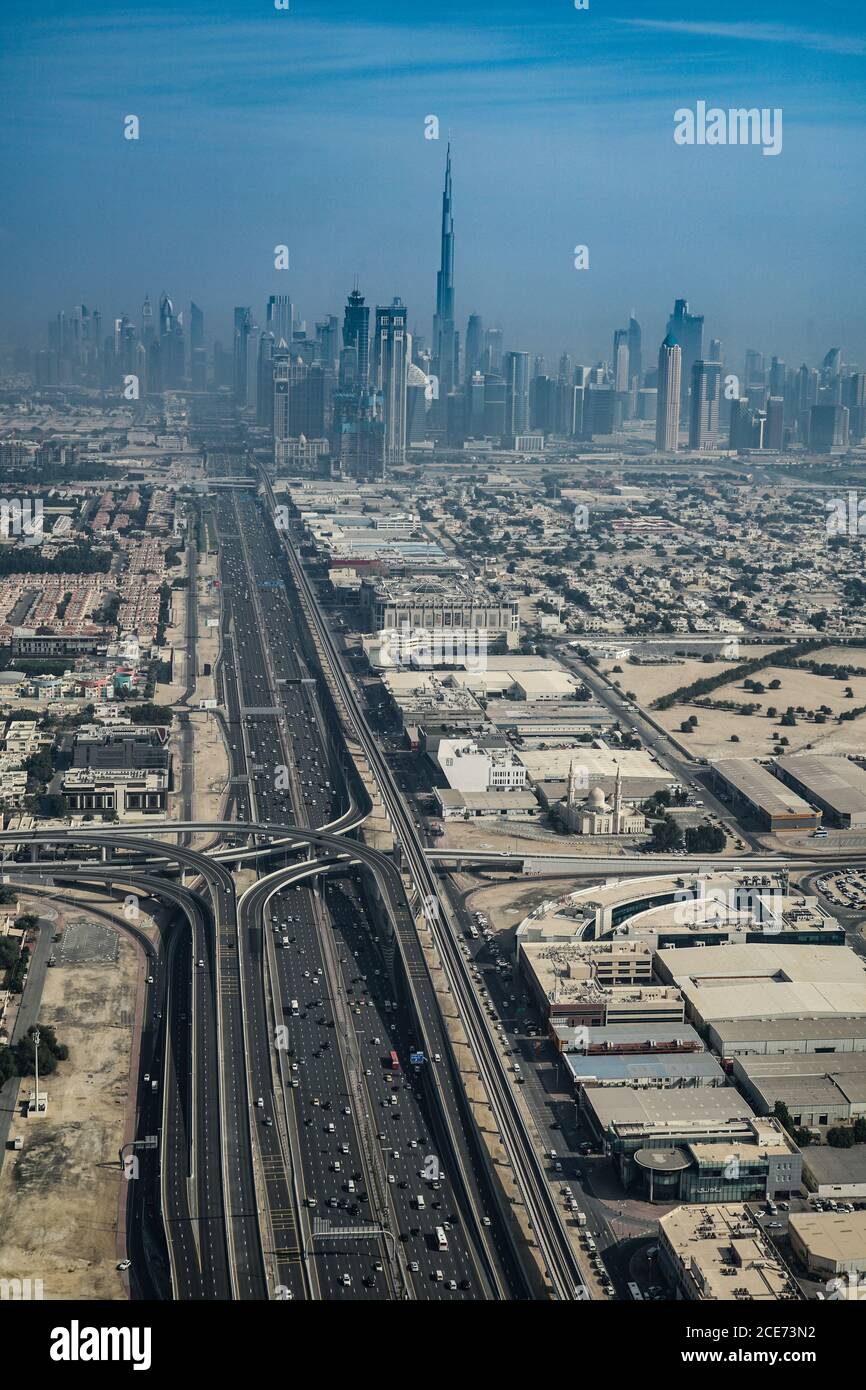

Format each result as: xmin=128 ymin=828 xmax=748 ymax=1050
xmin=2 ymin=0 xmax=865 ymax=368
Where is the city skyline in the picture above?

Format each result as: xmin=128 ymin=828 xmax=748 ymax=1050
xmin=2 ymin=0 xmax=865 ymax=366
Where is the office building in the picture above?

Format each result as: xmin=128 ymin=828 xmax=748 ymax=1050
xmin=809 ymin=403 xmax=850 ymax=452
xmin=233 ymin=306 xmax=252 ymax=403
xmin=659 ymin=1205 xmax=802 ymax=1300
xmin=666 ymin=298 xmax=704 ymax=418
xmin=688 ymin=360 xmax=721 ymax=449
xmin=656 ymin=334 xmax=682 ymax=452
xmin=583 ymin=1089 xmax=802 ymax=1204
xmin=503 ymin=351 xmax=530 ymax=440
xmin=373 ymin=298 xmax=409 ymax=468
xmin=342 ymin=285 xmax=370 ymax=388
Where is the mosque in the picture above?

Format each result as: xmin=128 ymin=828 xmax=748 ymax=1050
xmin=557 ymin=762 xmax=648 ymax=837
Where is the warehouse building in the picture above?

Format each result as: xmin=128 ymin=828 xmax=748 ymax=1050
xmin=789 ymin=1211 xmax=866 ymax=1280
xmin=659 ymin=1205 xmax=802 ymax=1301
xmin=774 ymin=755 xmax=866 ymax=829
xmin=711 ymin=757 xmax=821 ymax=832
xmin=551 ymin=1021 xmax=705 ymax=1055
xmin=564 ymin=1051 xmax=725 ymax=1092
xmin=801 ymin=1146 xmax=866 ymax=1201
xmin=733 ymin=1051 xmax=866 ymax=1128
xmin=655 ymin=943 xmax=866 ymax=1031
xmin=709 ymin=1016 xmax=866 ymax=1061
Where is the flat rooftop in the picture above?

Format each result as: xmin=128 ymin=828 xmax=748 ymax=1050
xmin=711 ymin=1016 xmax=866 ymax=1047
xmin=737 ymin=1051 xmax=866 ymax=1108
xmin=517 ymin=747 xmax=668 ymax=784
xmin=657 ymin=942 xmax=866 ymax=985
xmin=584 ymin=1085 xmax=756 ymax=1133
xmin=789 ymin=1211 xmax=866 ymax=1262
xmin=803 ymin=1145 xmax=866 ymax=1187
xmin=712 ymin=758 xmax=816 ymax=817
xmin=660 ymin=1204 xmax=801 ymax=1301
xmin=564 ymin=1053 xmax=725 ymax=1085
xmin=775 ymin=755 xmax=866 ymax=818
xmin=553 ymin=1022 xmax=704 ymax=1050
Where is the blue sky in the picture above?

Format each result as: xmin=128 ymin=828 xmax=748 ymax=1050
xmin=2 ymin=0 xmax=864 ymax=368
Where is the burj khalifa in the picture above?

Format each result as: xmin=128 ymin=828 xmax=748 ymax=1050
xmin=432 ymin=144 xmax=458 ymax=401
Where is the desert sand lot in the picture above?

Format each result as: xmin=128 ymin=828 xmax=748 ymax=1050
xmin=0 ymin=902 xmax=140 ymax=1300
xmin=650 ymin=653 xmax=866 ymax=761
xmin=599 ymin=645 xmax=783 ymax=705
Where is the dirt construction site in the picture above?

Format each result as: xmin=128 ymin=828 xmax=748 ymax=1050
xmin=0 ymin=890 xmax=152 ymax=1300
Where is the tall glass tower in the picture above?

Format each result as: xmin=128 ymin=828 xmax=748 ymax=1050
xmin=432 ymin=144 xmax=457 ymax=398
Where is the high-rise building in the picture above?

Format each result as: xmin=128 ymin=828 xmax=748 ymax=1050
xmin=342 ymin=286 xmax=370 ymax=388
xmin=503 ymin=351 xmax=530 ymax=440
xmin=340 ymin=391 xmax=385 ymax=482
xmin=765 ymin=396 xmax=784 ymax=450
xmin=257 ymin=331 xmax=276 ymax=428
xmin=809 ymin=404 xmax=849 ymax=452
xmin=688 ymin=360 xmax=722 ymax=450
xmin=190 ymin=301 xmax=204 ymax=353
xmin=233 ymin=307 xmax=252 ymax=403
xmin=666 ymin=299 xmax=703 ymax=420
xmin=613 ymin=329 xmax=630 ymax=394
xmin=656 ymin=334 xmax=682 ymax=452
xmin=744 ymin=349 xmax=765 ymax=389
xmin=482 ymin=375 xmax=506 ymax=437
xmin=266 ymin=295 xmax=293 ymax=348
xmin=465 ymin=314 xmax=484 ymax=381
xmin=627 ymin=315 xmax=642 ymax=389
xmin=432 ymin=144 xmax=458 ymax=399
xmin=142 ymin=295 xmax=155 ymax=345
xmin=483 ymin=327 xmax=503 ymax=375
xmin=373 ymin=297 xmax=409 ymax=468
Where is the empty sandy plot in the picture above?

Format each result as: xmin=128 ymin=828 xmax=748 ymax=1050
xmin=599 ymin=645 xmax=782 ymax=705
xmin=654 ymin=659 xmax=866 ymax=761
xmin=0 ymin=905 xmax=139 ymax=1301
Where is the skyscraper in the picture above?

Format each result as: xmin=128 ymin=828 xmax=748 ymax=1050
xmin=266 ymin=295 xmax=293 ymax=348
xmin=233 ymin=306 xmax=252 ymax=403
xmin=190 ymin=301 xmax=204 ymax=353
xmin=257 ymin=330 xmax=276 ymax=427
xmin=141 ymin=294 xmax=155 ymax=345
xmin=342 ymin=286 xmax=370 ymax=388
xmin=666 ymin=298 xmax=703 ymax=420
xmin=373 ymin=298 xmax=409 ymax=468
xmin=503 ymin=351 xmax=530 ymax=440
xmin=627 ymin=315 xmax=642 ymax=390
xmin=688 ymin=360 xmax=722 ymax=449
xmin=656 ymin=334 xmax=682 ymax=452
xmin=613 ymin=329 xmax=630 ymax=393
xmin=432 ymin=144 xmax=457 ymax=399
xmin=483 ymin=327 xmax=503 ymax=375
xmin=464 ymin=314 xmax=484 ymax=381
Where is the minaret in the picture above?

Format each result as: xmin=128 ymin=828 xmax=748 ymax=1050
xmin=613 ymin=764 xmax=623 ymax=831
xmin=432 ymin=143 xmax=457 ymax=399
xmin=567 ymin=760 xmax=577 ymax=810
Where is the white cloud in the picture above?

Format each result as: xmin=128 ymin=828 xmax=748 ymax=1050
xmin=616 ymin=19 xmax=866 ymax=58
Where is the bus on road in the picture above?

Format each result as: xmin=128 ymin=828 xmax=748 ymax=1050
xmin=435 ymin=1226 xmax=448 ymax=1252
xmin=389 ymin=1050 xmax=400 ymax=1071
xmin=627 ymin=1282 xmax=643 ymax=1301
